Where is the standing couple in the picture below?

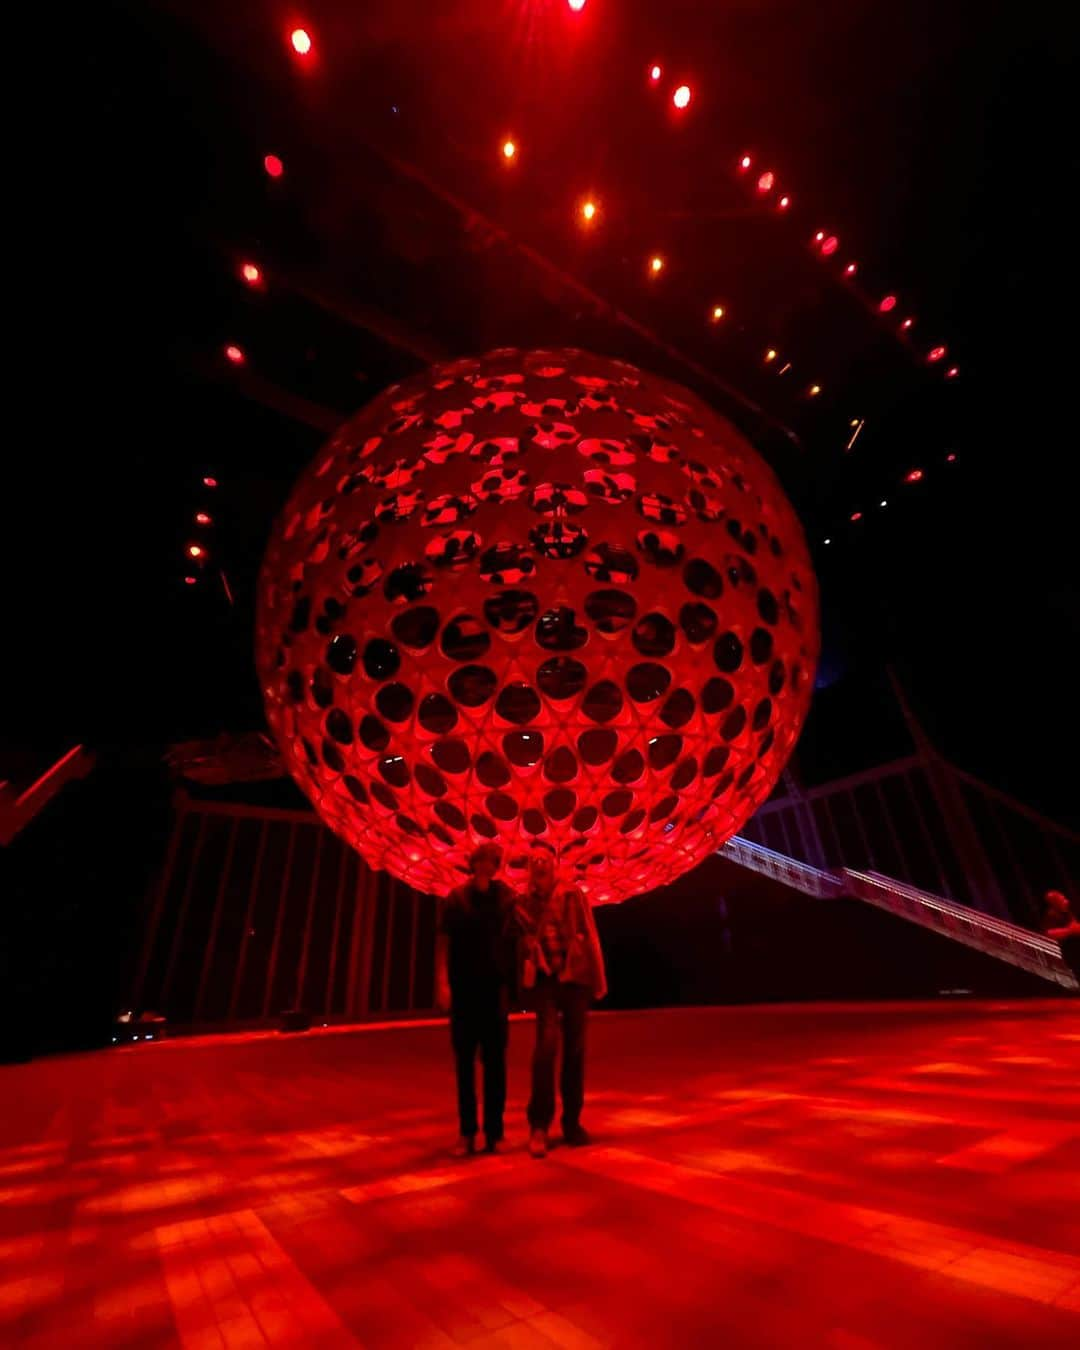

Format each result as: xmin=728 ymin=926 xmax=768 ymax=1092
xmin=434 ymin=842 xmax=607 ymax=1158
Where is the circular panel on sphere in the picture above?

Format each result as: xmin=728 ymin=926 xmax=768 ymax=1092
xmin=256 ymin=348 xmax=819 ymax=903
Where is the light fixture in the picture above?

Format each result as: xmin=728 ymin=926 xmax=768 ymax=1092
xmin=187 ymin=543 xmax=204 ymax=559
xmin=225 ymin=344 xmax=245 ymax=365
xmin=946 ymin=453 xmax=957 ymax=463
xmin=263 ymin=154 xmax=284 ymax=178
xmin=567 ymin=0 xmax=586 ymax=10
xmin=820 ymin=235 xmax=839 ymax=256
xmin=649 ymin=255 xmax=664 ymax=274
xmin=879 ymin=294 xmax=897 ymax=313
xmin=879 ymin=500 xmax=888 ymax=508
xmin=580 ymin=198 xmax=597 ymax=222
xmin=739 ymin=155 xmax=752 ymax=170
xmin=710 ymin=304 xmax=725 ymax=322
xmin=195 ymin=512 xmax=212 ymax=525
xmin=823 ymin=538 xmax=831 ymax=545
xmin=757 ymin=171 xmax=775 ymax=193
xmin=808 ymin=384 xmax=821 ymax=397
xmin=290 ymin=28 xmax=312 ymax=56
xmin=240 ymin=262 xmax=261 ymax=285
xmin=945 ymin=365 xmax=959 ymax=379
xmin=904 ymin=468 xmax=924 ymax=483
xmin=649 ymin=64 xmax=662 ymax=82
xmin=184 ymin=576 xmax=197 ymax=586
xmin=901 ymin=317 xmax=914 ymax=331
xmin=927 ymin=345 xmax=946 ymax=363
xmin=764 ymin=348 xmax=777 ymax=362
xmin=673 ymin=84 xmax=691 ymax=109
xmin=778 ymin=195 xmax=790 ymax=209
xmin=813 ymin=231 xmax=825 ymax=243
xmin=203 ymin=476 xmax=218 ymax=488
xmin=844 ymin=262 xmax=857 ymax=276
xmin=502 ymin=139 xmax=516 ymax=160
xmin=850 ymin=511 xmax=863 ymax=523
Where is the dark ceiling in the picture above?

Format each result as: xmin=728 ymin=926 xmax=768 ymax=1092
xmin=23 ymin=0 xmax=1075 ymax=822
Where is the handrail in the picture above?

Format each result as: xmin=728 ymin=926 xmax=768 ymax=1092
xmin=0 ymin=745 xmax=96 ymax=846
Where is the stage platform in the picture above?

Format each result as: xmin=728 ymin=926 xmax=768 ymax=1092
xmin=3 ymin=1001 xmax=1079 ymax=1348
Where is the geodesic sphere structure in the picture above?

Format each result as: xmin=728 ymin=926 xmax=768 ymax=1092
xmin=256 ymin=348 xmax=819 ymax=903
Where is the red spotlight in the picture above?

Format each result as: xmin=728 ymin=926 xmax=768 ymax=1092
xmin=195 ymin=512 xmax=212 ymax=526
xmin=850 ymin=511 xmax=863 ymax=523
xmin=927 ymin=345 xmax=947 ymax=363
xmin=820 ymin=235 xmax=839 ymax=257
xmin=901 ymin=316 xmax=914 ymax=331
xmin=757 ymin=171 xmax=774 ymax=193
xmin=778 ymin=195 xmax=790 ymax=209
xmin=904 ymin=468 xmax=924 ymax=484
xmin=203 ymin=476 xmax=218 ymax=488
xmin=184 ymin=575 xmax=197 ymax=586
xmin=945 ymin=365 xmax=959 ymax=379
xmin=225 ymin=344 xmax=245 ymax=365
xmin=739 ymin=154 xmax=752 ymax=171
xmin=879 ymin=294 xmax=897 ymax=313
xmin=844 ymin=262 xmax=857 ymax=276
xmin=240 ymin=261 xmax=261 ymax=286
xmin=673 ymin=84 xmax=691 ymax=109
xmin=946 ymin=452 xmax=957 ymax=463
xmin=649 ymin=64 xmax=662 ymax=82
xmin=263 ymin=154 xmax=284 ymax=178
xmin=290 ymin=28 xmax=312 ymax=56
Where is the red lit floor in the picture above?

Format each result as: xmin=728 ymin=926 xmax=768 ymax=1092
xmin=3 ymin=1001 xmax=1079 ymax=1348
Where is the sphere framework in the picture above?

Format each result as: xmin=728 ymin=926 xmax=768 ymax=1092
xmin=257 ymin=348 xmax=819 ymax=903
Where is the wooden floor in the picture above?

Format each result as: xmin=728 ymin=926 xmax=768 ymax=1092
xmin=3 ymin=1001 xmax=1080 ymax=1349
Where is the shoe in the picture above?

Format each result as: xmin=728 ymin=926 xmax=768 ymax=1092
xmin=528 ymin=1128 xmax=548 ymax=1158
xmin=453 ymin=1134 xmax=477 ymax=1157
xmin=483 ymin=1135 xmax=501 ymax=1154
xmin=562 ymin=1124 xmax=591 ymax=1147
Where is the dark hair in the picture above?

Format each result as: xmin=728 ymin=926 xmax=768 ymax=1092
xmin=468 ymin=842 xmax=502 ymax=873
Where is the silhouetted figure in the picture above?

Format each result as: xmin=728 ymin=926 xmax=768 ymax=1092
xmin=435 ymin=843 xmax=517 ymax=1154
xmin=1041 ymin=889 xmax=1080 ymax=982
xmin=517 ymin=847 xmax=607 ymax=1158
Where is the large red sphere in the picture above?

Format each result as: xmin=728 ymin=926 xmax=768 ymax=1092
xmin=257 ymin=349 xmax=818 ymax=903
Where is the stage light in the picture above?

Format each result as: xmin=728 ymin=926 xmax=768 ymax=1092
xmin=778 ymin=195 xmax=790 ymax=209
xmin=568 ymin=0 xmax=586 ymax=10
xmin=823 ymin=537 xmax=831 ymax=545
xmin=820 ymin=235 xmax=838 ymax=256
xmin=808 ymin=384 xmax=821 ymax=397
xmin=240 ymin=261 xmax=261 ymax=285
xmin=901 ymin=317 xmax=914 ymax=331
xmin=764 ymin=348 xmax=777 ymax=362
xmin=879 ymin=294 xmax=897 ymax=313
xmin=880 ymin=500 xmax=888 ymax=508
xmin=739 ymin=155 xmax=752 ymax=170
xmin=290 ymin=28 xmax=312 ymax=56
xmin=225 ymin=344 xmax=245 ymax=365
xmin=904 ymin=468 xmax=924 ymax=483
xmin=195 ymin=512 xmax=212 ymax=525
xmin=203 ymin=476 xmax=218 ymax=488
xmin=945 ymin=365 xmax=959 ymax=379
xmin=946 ymin=452 xmax=957 ymax=462
xmin=711 ymin=304 xmax=725 ymax=321
xmin=845 ymin=262 xmax=857 ymax=276
xmin=757 ymin=171 xmax=774 ymax=193
xmin=502 ymin=139 xmax=516 ymax=160
xmin=650 ymin=65 xmax=662 ymax=82
xmin=673 ymin=84 xmax=691 ymax=109
xmin=649 ymin=255 xmax=664 ymax=275
xmin=580 ymin=198 xmax=597 ymax=222
xmin=184 ymin=576 xmax=197 ymax=586
xmin=850 ymin=511 xmax=863 ymax=522
xmin=927 ymin=345 xmax=946 ymax=363
xmin=187 ymin=543 xmax=204 ymax=559
xmin=263 ymin=154 xmax=284 ymax=178
xmin=813 ymin=231 xmax=825 ymax=243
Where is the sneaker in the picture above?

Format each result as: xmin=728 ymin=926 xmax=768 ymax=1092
xmin=562 ymin=1124 xmax=591 ymax=1147
xmin=528 ymin=1128 xmax=548 ymax=1158
xmin=453 ymin=1134 xmax=477 ymax=1157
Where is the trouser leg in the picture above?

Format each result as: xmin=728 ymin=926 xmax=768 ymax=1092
xmin=479 ymin=1007 xmax=509 ymax=1141
xmin=559 ymin=983 xmax=589 ymax=1132
xmin=450 ymin=1011 xmax=480 ymax=1137
xmin=527 ymin=980 xmax=559 ymax=1130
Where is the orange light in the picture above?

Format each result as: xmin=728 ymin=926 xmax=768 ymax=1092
xmin=241 ymin=261 xmax=261 ymax=285
xmin=673 ymin=84 xmax=691 ymax=109
xmin=739 ymin=155 xmax=752 ymax=170
xmin=195 ymin=512 xmax=212 ymax=525
xmin=581 ymin=199 xmax=597 ymax=222
xmin=711 ymin=304 xmax=725 ymax=322
xmin=757 ymin=171 xmax=774 ymax=193
xmin=502 ymin=139 xmax=516 ymax=160
xmin=203 ymin=476 xmax=218 ymax=488
xmin=187 ymin=543 xmax=204 ymax=559
xmin=904 ymin=468 xmax=924 ymax=483
xmin=778 ymin=195 xmax=790 ymax=209
xmin=845 ymin=262 xmax=857 ymax=276
xmin=225 ymin=344 xmax=245 ymax=365
xmin=290 ymin=28 xmax=312 ymax=55
xmin=764 ymin=348 xmax=777 ymax=363
xmin=649 ymin=255 xmax=664 ymax=274
xmin=263 ymin=154 xmax=284 ymax=178
xmin=649 ymin=64 xmax=662 ymax=82
xmin=808 ymin=384 xmax=821 ymax=397
xmin=879 ymin=294 xmax=897 ymax=313
xmin=927 ymin=345 xmax=946 ymax=363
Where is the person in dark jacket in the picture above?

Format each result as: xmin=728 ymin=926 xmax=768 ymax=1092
xmin=435 ymin=843 xmax=517 ymax=1155
xmin=515 ymin=846 xmax=607 ymax=1158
